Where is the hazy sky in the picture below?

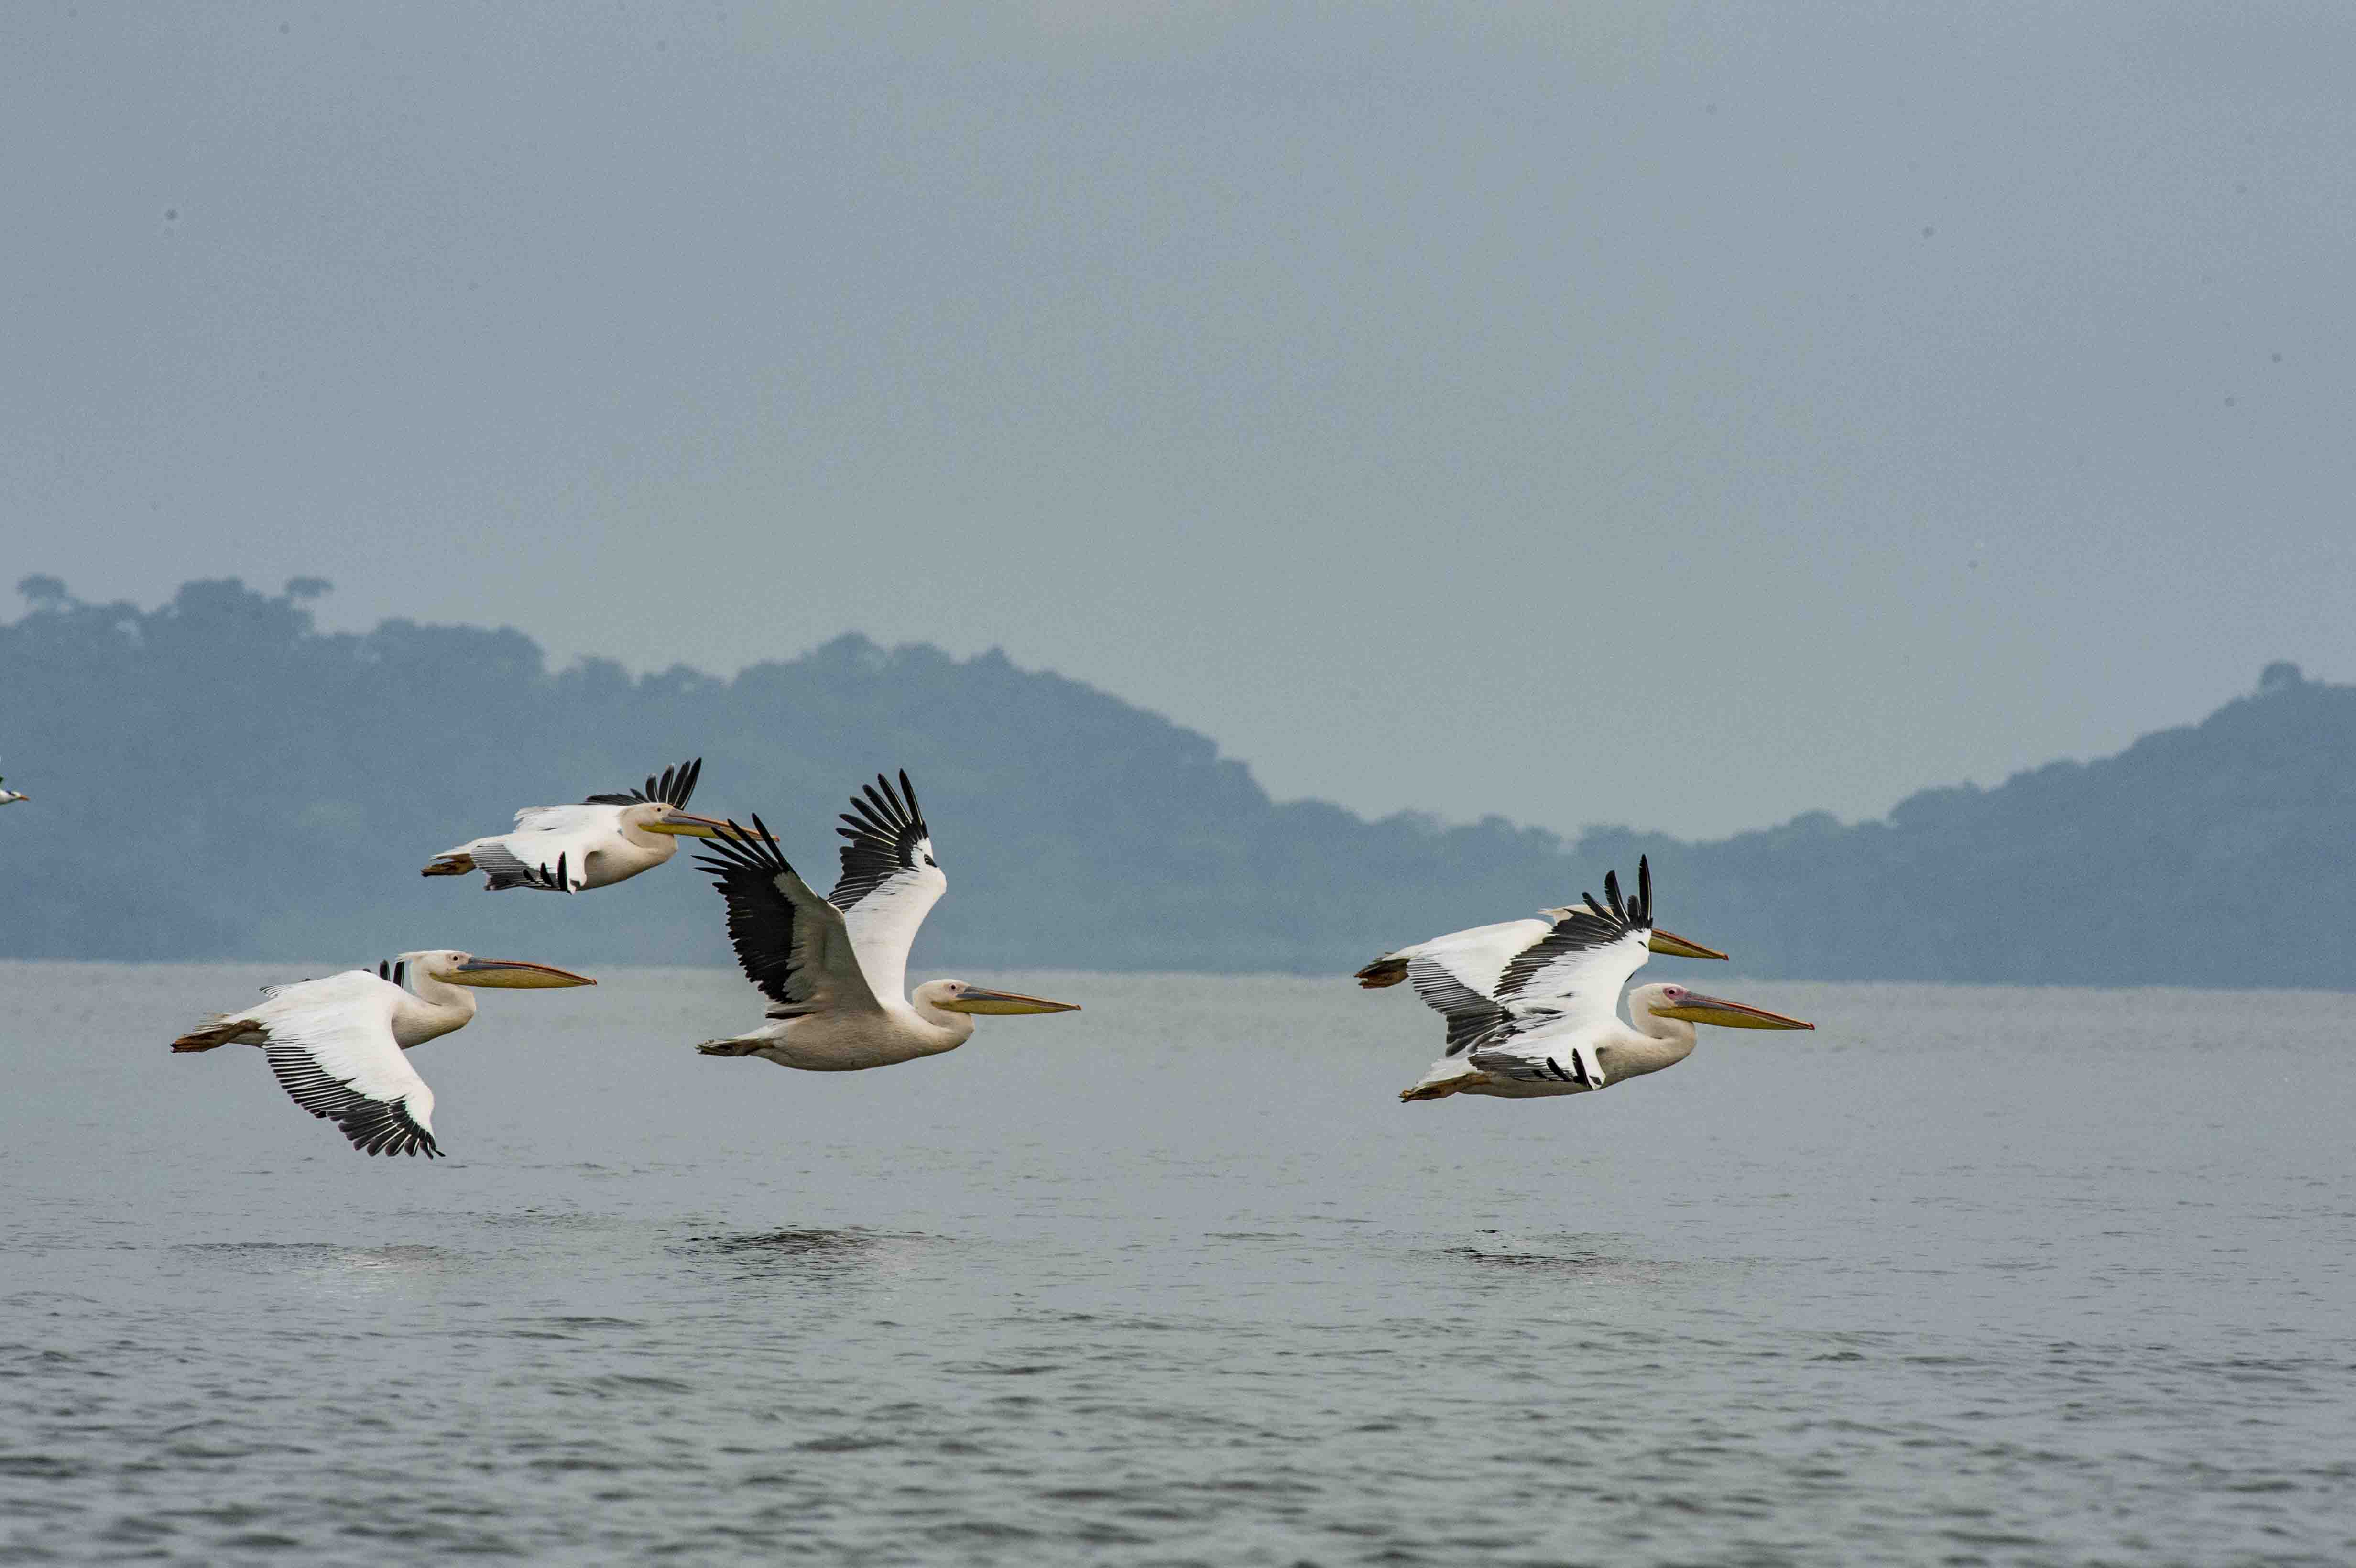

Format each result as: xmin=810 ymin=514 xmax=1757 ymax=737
xmin=5 ymin=2 xmax=2352 ymax=839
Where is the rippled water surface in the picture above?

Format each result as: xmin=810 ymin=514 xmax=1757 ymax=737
xmin=4 ymin=963 xmax=2354 ymax=1565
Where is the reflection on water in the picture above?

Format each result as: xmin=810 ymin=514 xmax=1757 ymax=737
xmin=677 ymin=1227 xmax=937 ymax=1281
xmin=178 ymin=1241 xmax=467 ymax=1282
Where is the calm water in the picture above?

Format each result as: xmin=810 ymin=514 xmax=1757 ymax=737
xmin=2 ymin=962 xmax=2352 ymax=1565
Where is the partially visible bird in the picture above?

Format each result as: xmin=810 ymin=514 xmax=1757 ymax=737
xmin=170 ymin=951 xmax=595 ymax=1156
xmin=0 ymin=758 xmax=26 ymax=805
xmin=692 ymin=771 xmax=1080 ymax=1072
xmin=1353 ymin=857 xmax=1725 ymax=992
xmin=423 ymin=758 xmax=734 ymax=893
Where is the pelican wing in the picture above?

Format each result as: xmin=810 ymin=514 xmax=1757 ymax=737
xmin=828 ymin=771 xmax=945 ymax=1004
xmin=247 ymin=971 xmax=442 ymax=1157
xmin=1406 ymin=956 xmax=1516 ymax=1057
xmin=1490 ymin=860 xmax=1660 ymax=1029
xmin=475 ymin=802 xmax=633 ymax=892
xmin=507 ymin=801 xmax=627 ymax=838
xmin=1374 ymin=918 xmax=1548 ymax=999
xmin=1469 ymin=1030 xmax=1606 ymax=1091
xmin=697 ymin=815 xmax=882 ymax=1016
xmin=583 ymin=757 xmax=702 ymax=809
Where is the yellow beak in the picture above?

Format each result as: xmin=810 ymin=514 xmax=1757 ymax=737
xmin=447 ymin=958 xmax=598 ymax=989
xmin=939 ymin=987 xmax=1081 ymax=1016
xmin=1646 ymin=927 xmax=1729 ymax=961
xmin=1649 ymin=991 xmax=1812 ymax=1030
xmin=640 ymin=811 xmax=739 ymax=838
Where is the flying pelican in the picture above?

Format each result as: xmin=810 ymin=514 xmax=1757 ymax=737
xmin=691 ymin=772 xmax=1079 ymax=1071
xmin=1387 ymin=862 xmax=1810 ymax=1101
xmin=0 ymin=759 xmax=25 ymax=805
xmin=422 ymin=758 xmax=735 ymax=893
xmin=170 ymin=951 xmax=595 ymax=1156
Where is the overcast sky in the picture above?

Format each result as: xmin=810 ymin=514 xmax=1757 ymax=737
xmin=5 ymin=2 xmax=2351 ymax=839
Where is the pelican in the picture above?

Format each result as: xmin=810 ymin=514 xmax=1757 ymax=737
xmin=422 ymin=758 xmax=735 ymax=892
xmin=170 ymin=951 xmax=595 ymax=1156
xmin=1357 ymin=855 xmax=1728 ymax=1059
xmin=0 ymin=760 xmax=25 ymax=805
xmin=1386 ymin=862 xmax=1811 ymax=1101
xmin=691 ymin=771 xmax=1079 ymax=1071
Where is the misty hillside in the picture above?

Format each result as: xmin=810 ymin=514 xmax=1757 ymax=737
xmin=3 ymin=577 xmax=2349 ymax=987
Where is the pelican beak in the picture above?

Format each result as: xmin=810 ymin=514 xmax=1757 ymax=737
xmin=1647 ymin=927 xmax=1729 ymax=961
xmin=939 ymin=987 xmax=1081 ymax=1016
xmin=1649 ymin=991 xmax=1812 ymax=1030
xmin=447 ymin=958 xmax=598 ymax=989
xmin=641 ymin=810 xmax=737 ymax=838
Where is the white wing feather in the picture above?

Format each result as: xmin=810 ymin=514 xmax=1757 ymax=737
xmin=509 ymin=802 xmax=626 ymax=836
xmin=1385 ymin=919 xmax=1549 ymax=1001
xmin=828 ymin=773 xmax=945 ymax=1005
xmin=238 ymin=971 xmax=442 ymax=1156
xmin=439 ymin=802 xmax=631 ymax=891
xmin=840 ymin=861 xmax=946 ymax=1005
xmin=1495 ymin=927 xmax=1653 ymax=1030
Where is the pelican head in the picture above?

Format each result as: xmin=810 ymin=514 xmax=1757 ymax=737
xmin=919 ymin=980 xmax=1081 ymax=1016
xmin=404 ymin=951 xmax=598 ymax=989
xmin=1638 ymin=982 xmax=1811 ymax=1030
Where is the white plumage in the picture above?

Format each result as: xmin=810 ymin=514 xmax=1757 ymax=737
xmin=423 ymin=759 xmax=732 ymax=892
xmin=171 ymin=951 xmax=594 ymax=1156
xmin=1363 ymin=859 xmax=1812 ymax=1102
xmin=693 ymin=772 xmax=1078 ymax=1073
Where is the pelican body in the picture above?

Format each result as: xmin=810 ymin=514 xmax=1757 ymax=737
xmin=1401 ymin=981 xmax=1813 ymax=1101
xmin=171 ymin=950 xmax=594 ymax=1155
xmin=1371 ymin=858 xmax=1812 ymax=1101
xmin=0 ymin=764 xmax=25 ymax=805
xmin=693 ymin=772 xmax=1078 ymax=1072
xmin=424 ymin=759 xmax=735 ymax=893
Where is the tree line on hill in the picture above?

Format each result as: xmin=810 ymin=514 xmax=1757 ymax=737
xmin=4 ymin=575 xmax=2348 ymax=987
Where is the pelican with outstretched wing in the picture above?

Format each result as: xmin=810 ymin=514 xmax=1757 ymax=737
xmin=693 ymin=771 xmax=1079 ymax=1071
xmin=1379 ymin=858 xmax=1811 ymax=1101
xmin=171 ymin=951 xmax=595 ymax=1156
xmin=1358 ymin=855 xmax=1729 ymax=1061
xmin=423 ymin=758 xmax=735 ymax=893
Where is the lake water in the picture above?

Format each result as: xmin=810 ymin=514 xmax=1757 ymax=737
xmin=2 ymin=962 xmax=2352 ymax=1565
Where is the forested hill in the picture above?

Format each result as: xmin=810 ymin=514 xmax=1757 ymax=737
xmin=3 ymin=577 xmax=2349 ymax=987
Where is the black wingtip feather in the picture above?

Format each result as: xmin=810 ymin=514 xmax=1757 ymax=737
xmin=829 ymin=769 xmax=932 ymax=911
xmin=1495 ymin=860 xmax=1662 ymax=998
xmin=586 ymin=756 xmax=703 ymax=809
